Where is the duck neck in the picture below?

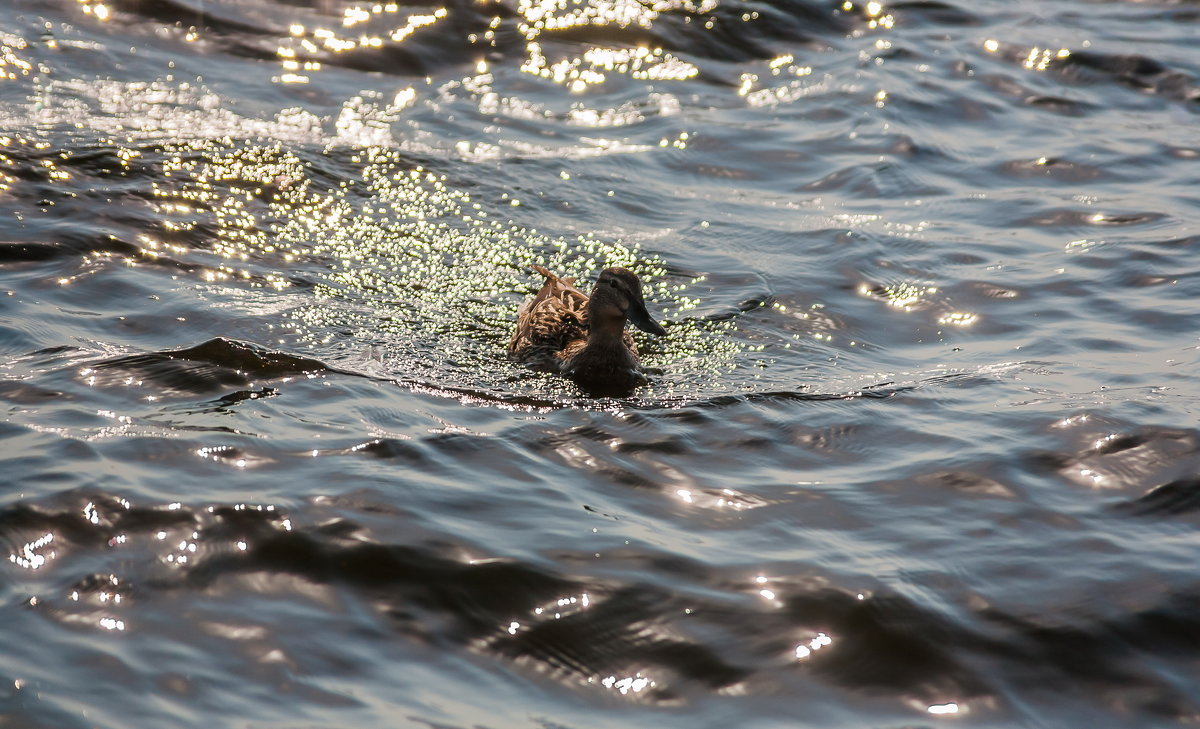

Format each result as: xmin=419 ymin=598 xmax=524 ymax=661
xmin=586 ymin=315 xmax=627 ymax=346
xmin=569 ymin=314 xmax=634 ymax=372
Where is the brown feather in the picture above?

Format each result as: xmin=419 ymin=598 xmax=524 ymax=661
xmin=509 ymin=265 xmax=660 ymax=383
xmin=508 ymin=266 xmax=590 ymax=369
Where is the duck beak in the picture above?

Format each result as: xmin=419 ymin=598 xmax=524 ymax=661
xmin=628 ymin=299 xmax=668 ymax=336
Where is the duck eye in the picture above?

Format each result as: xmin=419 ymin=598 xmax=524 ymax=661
xmin=608 ymin=279 xmax=619 ymax=288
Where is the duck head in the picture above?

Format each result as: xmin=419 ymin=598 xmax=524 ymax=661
xmin=588 ymin=267 xmax=668 ymax=338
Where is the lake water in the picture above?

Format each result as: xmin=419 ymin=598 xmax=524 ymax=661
xmin=1 ymin=0 xmax=1199 ymax=726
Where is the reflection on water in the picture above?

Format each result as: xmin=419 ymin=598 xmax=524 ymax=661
xmin=2 ymin=0 xmax=1200 ymax=727
xmin=146 ymin=139 xmax=740 ymax=398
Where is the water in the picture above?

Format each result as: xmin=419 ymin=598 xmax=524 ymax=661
xmin=1 ymin=0 xmax=1198 ymax=726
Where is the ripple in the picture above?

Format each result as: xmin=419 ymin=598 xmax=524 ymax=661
xmin=4 ymin=0 xmax=1200 ymax=727
xmin=87 ymin=338 xmax=341 ymax=396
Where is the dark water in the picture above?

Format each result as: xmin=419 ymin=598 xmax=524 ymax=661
xmin=1 ymin=0 xmax=1199 ymax=725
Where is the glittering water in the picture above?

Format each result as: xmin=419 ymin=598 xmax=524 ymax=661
xmin=2 ymin=0 xmax=1199 ymax=727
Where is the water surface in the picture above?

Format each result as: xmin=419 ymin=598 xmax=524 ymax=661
xmin=2 ymin=0 xmax=1199 ymax=726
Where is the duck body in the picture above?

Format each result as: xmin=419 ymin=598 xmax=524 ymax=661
xmin=509 ymin=265 xmax=667 ymax=386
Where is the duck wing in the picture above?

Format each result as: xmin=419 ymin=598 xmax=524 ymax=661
xmin=508 ymin=266 xmax=590 ymax=365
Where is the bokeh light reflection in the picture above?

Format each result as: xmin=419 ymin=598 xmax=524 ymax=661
xmin=794 ymin=632 xmax=832 ymax=660
xmin=272 ymin=6 xmax=448 ymax=84
xmin=599 ymin=672 xmax=656 ymax=695
xmin=9 ymin=532 xmax=55 ymax=570
xmin=148 ymin=139 xmax=738 ymax=394
xmin=0 ymin=32 xmax=33 ymax=82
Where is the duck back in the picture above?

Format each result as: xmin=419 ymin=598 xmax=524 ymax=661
xmin=508 ymin=266 xmax=589 ymax=370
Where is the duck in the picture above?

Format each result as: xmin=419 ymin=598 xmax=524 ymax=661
xmin=508 ymin=265 xmax=668 ymax=386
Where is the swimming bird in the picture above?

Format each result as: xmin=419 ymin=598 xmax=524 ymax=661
xmin=509 ymin=265 xmax=667 ymax=386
